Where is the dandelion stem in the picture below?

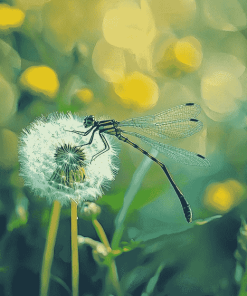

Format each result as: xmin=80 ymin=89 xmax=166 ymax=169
xmin=71 ymin=201 xmax=79 ymax=296
xmin=92 ymin=218 xmax=122 ymax=296
xmin=40 ymin=200 xmax=61 ymax=296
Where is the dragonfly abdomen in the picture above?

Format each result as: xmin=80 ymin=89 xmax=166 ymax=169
xmin=118 ymin=134 xmax=192 ymax=222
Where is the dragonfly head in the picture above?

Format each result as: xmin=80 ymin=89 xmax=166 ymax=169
xmin=84 ymin=115 xmax=95 ymax=128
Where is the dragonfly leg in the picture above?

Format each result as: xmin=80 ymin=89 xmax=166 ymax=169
xmin=76 ymin=128 xmax=98 ymax=148
xmin=90 ymin=133 xmax=110 ymax=163
xmin=64 ymin=126 xmax=94 ymax=136
xmin=118 ymin=134 xmax=192 ymax=223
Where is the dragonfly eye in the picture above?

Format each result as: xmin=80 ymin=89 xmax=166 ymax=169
xmin=84 ymin=115 xmax=95 ymax=128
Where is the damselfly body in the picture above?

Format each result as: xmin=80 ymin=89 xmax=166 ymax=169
xmin=67 ymin=103 xmax=210 ymax=223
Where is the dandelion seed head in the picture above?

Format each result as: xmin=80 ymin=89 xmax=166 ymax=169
xmin=19 ymin=112 xmax=119 ymax=205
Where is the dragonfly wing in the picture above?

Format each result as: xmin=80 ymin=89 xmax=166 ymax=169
xmin=130 ymin=118 xmax=203 ymax=139
xmin=122 ymin=130 xmax=210 ymax=167
xmin=119 ymin=103 xmax=201 ymax=127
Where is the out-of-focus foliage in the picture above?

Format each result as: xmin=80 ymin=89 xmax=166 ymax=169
xmin=0 ymin=0 xmax=247 ymax=295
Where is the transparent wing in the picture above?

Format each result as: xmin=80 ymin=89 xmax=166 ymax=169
xmin=122 ymin=130 xmax=210 ymax=167
xmin=119 ymin=103 xmax=201 ymax=126
xmin=125 ymin=119 xmax=203 ymax=139
xmin=118 ymin=103 xmax=203 ymax=139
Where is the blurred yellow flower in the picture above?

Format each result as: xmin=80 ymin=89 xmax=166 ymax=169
xmin=204 ymin=179 xmax=245 ymax=213
xmin=0 ymin=4 xmax=25 ymax=30
xmin=201 ymin=71 xmax=242 ymax=114
xmin=174 ymin=37 xmax=202 ymax=72
xmin=20 ymin=66 xmax=59 ymax=98
xmin=103 ymin=0 xmax=156 ymax=53
xmin=76 ymin=88 xmax=94 ymax=104
xmin=92 ymin=38 xmax=126 ymax=83
xmin=200 ymin=53 xmax=245 ymax=119
xmin=150 ymin=0 xmax=196 ymax=29
xmin=113 ymin=71 xmax=159 ymax=110
xmin=156 ymin=36 xmax=202 ymax=76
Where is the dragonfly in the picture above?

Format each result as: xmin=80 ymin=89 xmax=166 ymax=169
xmin=67 ymin=103 xmax=210 ymax=223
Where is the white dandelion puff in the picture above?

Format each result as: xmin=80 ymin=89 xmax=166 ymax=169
xmin=18 ymin=112 xmax=119 ymax=206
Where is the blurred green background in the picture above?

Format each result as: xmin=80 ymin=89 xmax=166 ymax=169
xmin=1 ymin=0 xmax=247 ymax=295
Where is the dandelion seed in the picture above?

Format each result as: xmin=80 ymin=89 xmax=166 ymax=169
xmin=18 ymin=112 xmax=119 ymax=206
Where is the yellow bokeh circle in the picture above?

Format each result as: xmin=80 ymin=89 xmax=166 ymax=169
xmin=0 ymin=4 xmax=25 ymax=30
xmin=113 ymin=71 xmax=159 ymax=110
xmin=174 ymin=36 xmax=202 ymax=72
xmin=156 ymin=36 xmax=202 ymax=76
xmin=204 ymin=179 xmax=245 ymax=213
xmin=20 ymin=66 xmax=59 ymax=98
xmin=76 ymin=88 xmax=93 ymax=104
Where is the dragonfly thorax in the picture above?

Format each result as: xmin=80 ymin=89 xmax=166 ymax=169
xmin=84 ymin=115 xmax=95 ymax=128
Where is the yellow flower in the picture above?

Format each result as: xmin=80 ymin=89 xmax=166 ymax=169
xmin=102 ymin=0 xmax=156 ymax=53
xmin=20 ymin=66 xmax=59 ymax=99
xmin=150 ymin=0 xmax=196 ymax=29
xmin=0 ymin=4 xmax=25 ymax=30
xmin=204 ymin=179 xmax=245 ymax=213
xmin=76 ymin=88 xmax=94 ymax=104
xmin=200 ymin=53 xmax=245 ymax=119
xmin=156 ymin=36 xmax=203 ymax=76
xmin=113 ymin=71 xmax=159 ymax=110
xmin=174 ymin=37 xmax=203 ymax=72
xmin=92 ymin=38 xmax=126 ymax=83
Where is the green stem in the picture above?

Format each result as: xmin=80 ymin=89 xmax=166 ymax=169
xmin=92 ymin=219 xmax=111 ymax=249
xmin=50 ymin=274 xmax=71 ymax=295
xmin=71 ymin=201 xmax=79 ymax=296
xmin=92 ymin=219 xmax=122 ymax=296
xmin=40 ymin=200 xmax=61 ymax=296
xmin=141 ymin=263 xmax=165 ymax=296
xmin=112 ymin=149 xmax=158 ymax=249
xmin=108 ymin=260 xmax=122 ymax=296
